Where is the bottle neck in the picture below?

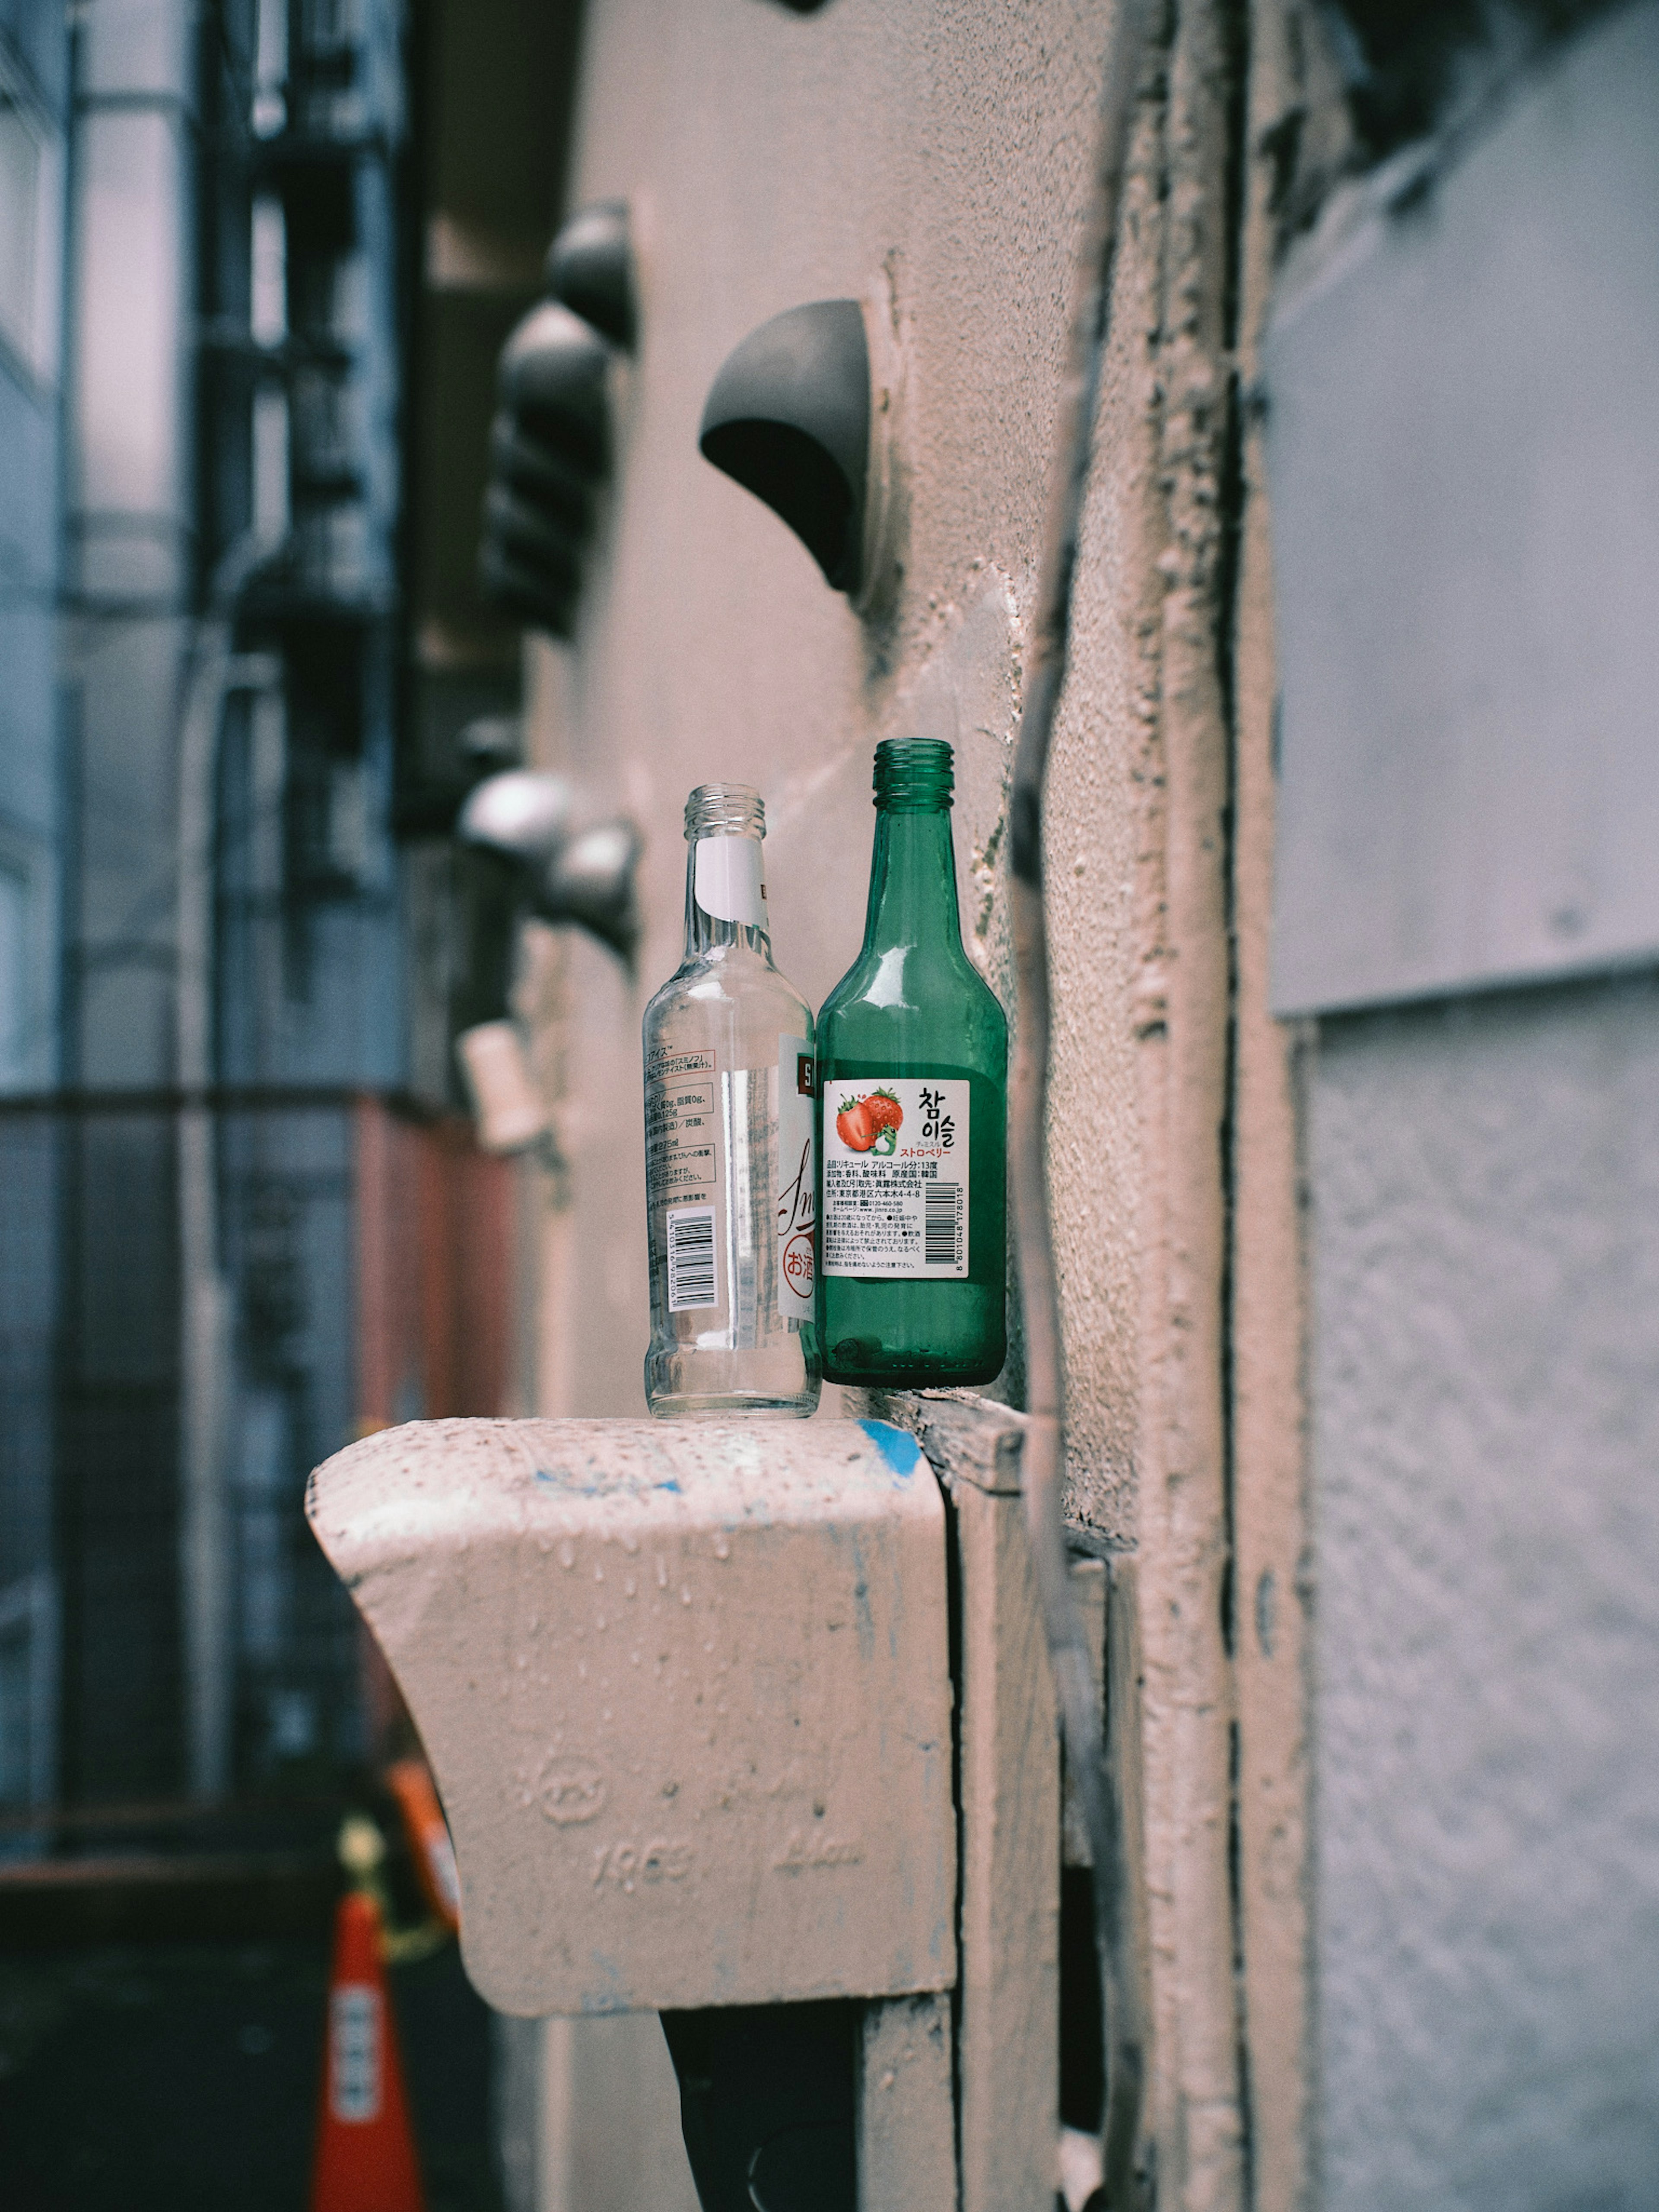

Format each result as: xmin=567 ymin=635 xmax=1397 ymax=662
xmin=683 ymin=831 xmax=772 ymax=960
xmin=861 ymin=806 xmax=963 ymax=957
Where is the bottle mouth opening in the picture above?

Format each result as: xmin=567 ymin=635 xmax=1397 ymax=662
xmin=873 ymin=738 xmax=953 ymax=810
xmin=685 ymin=782 xmax=765 ymax=840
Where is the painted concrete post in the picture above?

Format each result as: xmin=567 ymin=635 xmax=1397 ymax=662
xmin=878 ymin=1392 xmax=1065 ymax=2212
xmin=307 ymin=1415 xmax=956 ymax=2017
xmin=308 ymin=1402 xmax=1076 ymax=2210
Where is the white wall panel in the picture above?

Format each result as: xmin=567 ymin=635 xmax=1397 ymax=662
xmin=1267 ymin=3 xmax=1659 ymax=1016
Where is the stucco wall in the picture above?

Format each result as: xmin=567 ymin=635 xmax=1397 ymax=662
xmin=524 ymin=3 xmax=1262 ymax=2203
xmin=494 ymin=6 xmax=1659 ymax=2206
xmin=1309 ymin=977 xmax=1659 ymax=2206
xmin=528 ymin=0 xmax=1150 ymax=1510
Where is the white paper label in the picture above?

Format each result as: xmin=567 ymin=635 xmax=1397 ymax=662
xmin=694 ymin=836 xmax=766 ymax=926
xmin=646 ymin=1049 xmax=720 ymax=1312
xmin=822 ymin=1077 xmax=970 ymax=1278
xmin=647 ymin=1040 xmax=814 ymax=1325
xmin=776 ymin=1034 xmax=816 ymax=1317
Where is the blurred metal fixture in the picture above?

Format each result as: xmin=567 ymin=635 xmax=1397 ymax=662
xmin=457 ymin=714 xmax=524 ymax=772
xmin=458 ymin=768 xmax=576 ymax=860
xmin=458 ymin=768 xmax=642 ymax=966
xmin=546 ymin=198 xmax=637 ymax=351
xmin=479 ymin=303 xmax=610 ymax=636
xmin=454 ymin=1020 xmax=550 ymax=1155
xmin=699 ymin=279 xmax=906 ymax=612
xmin=539 ymin=820 xmax=642 ymax=963
xmin=479 ymin=202 xmax=638 ymax=638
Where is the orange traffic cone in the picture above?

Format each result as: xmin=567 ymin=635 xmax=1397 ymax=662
xmin=311 ymin=1886 xmax=425 ymax=2212
xmin=384 ymin=1758 xmax=460 ymax=1933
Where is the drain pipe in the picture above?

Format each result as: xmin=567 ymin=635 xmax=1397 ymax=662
xmin=176 ymin=532 xmax=282 ymax=1801
xmin=1008 ymin=0 xmax=1155 ymax=2196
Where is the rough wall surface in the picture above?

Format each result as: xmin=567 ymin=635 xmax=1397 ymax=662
xmin=1309 ymin=977 xmax=1659 ymax=2207
xmin=531 ymin=0 xmax=1150 ymax=1497
xmin=527 ymin=3 xmax=1257 ymax=2203
xmin=1226 ymin=7 xmax=1327 ymax=2203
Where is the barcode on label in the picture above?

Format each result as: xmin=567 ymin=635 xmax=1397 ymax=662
xmin=666 ymin=1205 xmax=718 ymax=1311
xmin=925 ymin=1182 xmax=962 ymax=1269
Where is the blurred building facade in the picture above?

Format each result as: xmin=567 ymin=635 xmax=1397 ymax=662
xmin=0 ymin=0 xmax=70 ymax=1829
xmin=0 ymin=0 xmax=521 ymax=1847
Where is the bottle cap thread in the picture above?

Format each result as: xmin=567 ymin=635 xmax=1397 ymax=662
xmin=685 ymin=783 xmax=765 ymax=841
xmin=873 ymin=739 xmax=953 ymax=811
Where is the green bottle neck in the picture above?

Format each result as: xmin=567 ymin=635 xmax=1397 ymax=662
xmin=861 ymin=806 xmax=963 ymax=960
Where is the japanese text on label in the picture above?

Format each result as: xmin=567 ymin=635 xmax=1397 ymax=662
xmin=822 ymin=1075 xmax=969 ymax=1278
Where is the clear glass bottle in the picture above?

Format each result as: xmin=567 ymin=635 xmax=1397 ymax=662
xmin=642 ymin=783 xmax=821 ymax=1418
xmin=817 ymin=738 xmax=1008 ymax=1386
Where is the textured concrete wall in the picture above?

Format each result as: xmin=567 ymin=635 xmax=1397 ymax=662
xmin=525 ymin=3 xmax=1262 ymax=2204
xmin=1309 ymin=977 xmax=1659 ymax=2207
xmin=527 ymin=0 xmax=1150 ymax=1481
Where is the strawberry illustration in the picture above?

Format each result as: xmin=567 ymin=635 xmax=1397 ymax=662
xmin=864 ymin=1090 xmax=903 ymax=1135
xmin=836 ymin=1097 xmax=877 ymax=1151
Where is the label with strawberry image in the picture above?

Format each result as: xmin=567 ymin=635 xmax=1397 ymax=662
xmin=822 ymin=1077 xmax=970 ymax=1278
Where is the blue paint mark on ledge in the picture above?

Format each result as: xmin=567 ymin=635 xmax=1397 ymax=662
xmin=859 ymin=1419 xmax=920 ymax=1475
xmin=532 ymin=1465 xmax=681 ymax=1494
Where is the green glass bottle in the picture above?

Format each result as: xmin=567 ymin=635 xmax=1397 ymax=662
xmin=817 ymin=738 xmax=1008 ymax=1387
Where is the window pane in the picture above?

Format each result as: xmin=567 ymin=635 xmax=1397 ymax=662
xmin=0 ymin=865 xmax=29 ymax=1089
xmin=0 ymin=96 xmax=42 ymax=368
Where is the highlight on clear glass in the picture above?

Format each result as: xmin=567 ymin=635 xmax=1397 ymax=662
xmin=641 ymin=782 xmax=821 ymax=1418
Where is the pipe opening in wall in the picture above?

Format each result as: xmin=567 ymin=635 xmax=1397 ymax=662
xmin=699 ymin=419 xmax=855 ymax=588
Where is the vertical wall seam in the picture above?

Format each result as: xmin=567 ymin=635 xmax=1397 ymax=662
xmin=1214 ymin=0 xmax=1255 ymax=2195
xmin=1227 ymin=5 xmax=1324 ymax=2205
xmin=1137 ymin=0 xmax=1249 ymax=2200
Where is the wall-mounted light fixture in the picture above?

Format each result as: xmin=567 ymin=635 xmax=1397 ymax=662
xmin=546 ymin=197 xmax=636 ymax=351
xmin=699 ymin=275 xmax=906 ymax=615
xmin=458 ymin=769 xmax=642 ymax=967
xmin=451 ymin=767 xmax=641 ymax=1154
xmin=479 ymin=203 xmax=638 ymax=638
